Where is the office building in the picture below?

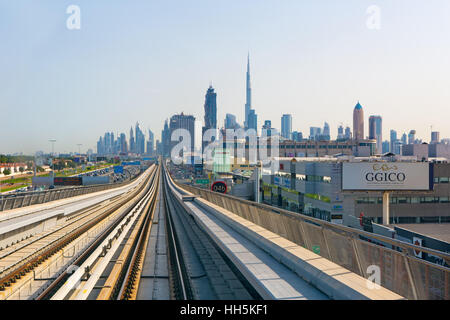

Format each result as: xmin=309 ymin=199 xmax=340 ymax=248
xmin=390 ymin=130 xmax=398 ymax=153
xmin=248 ymin=109 xmax=257 ymax=132
xmin=225 ymin=114 xmax=239 ymax=130
xmin=431 ymin=131 xmax=440 ymax=144
xmin=281 ymin=114 xmax=292 ymax=140
xmin=344 ymin=127 xmax=352 ymax=140
xmin=244 ymin=54 xmax=252 ymax=129
xmin=369 ymin=115 xmax=382 ymax=154
xmin=203 ymin=85 xmax=217 ymax=130
xmin=261 ymin=157 xmax=450 ymax=225
xmin=169 ymin=113 xmax=196 ymax=156
xmin=353 ymin=102 xmax=364 ymax=141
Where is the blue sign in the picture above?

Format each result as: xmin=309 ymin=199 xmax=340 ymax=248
xmin=274 ymin=177 xmax=280 ymax=186
xmin=142 ymin=157 xmax=152 ymax=161
xmin=122 ymin=161 xmax=141 ymax=166
xmin=114 ymin=166 xmax=124 ymax=174
xmin=283 ymin=178 xmax=291 ymax=188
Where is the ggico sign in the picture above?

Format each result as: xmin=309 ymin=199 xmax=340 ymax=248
xmin=342 ymin=162 xmax=432 ymax=191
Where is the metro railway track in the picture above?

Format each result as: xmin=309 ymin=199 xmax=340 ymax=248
xmin=97 ymin=166 xmax=160 ymax=300
xmin=163 ymin=169 xmax=193 ymax=300
xmin=38 ymin=166 xmax=160 ymax=300
xmin=162 ymin=164 xmax=255 ymax=300
xmin=0 ymin=166 xmax=156 ymax=300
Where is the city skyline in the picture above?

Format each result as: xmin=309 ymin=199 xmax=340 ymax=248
xmin=2 ymin=1 xmax=450 ymax=154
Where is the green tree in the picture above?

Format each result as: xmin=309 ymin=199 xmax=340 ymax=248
xmin=19 ymin=167 xmax=25 ymax=173
xmin=3 ymin=169 xmax=11 ymax=175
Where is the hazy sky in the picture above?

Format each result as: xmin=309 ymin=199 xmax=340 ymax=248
xmin=1 ymin=0 xmax=450 ymax=155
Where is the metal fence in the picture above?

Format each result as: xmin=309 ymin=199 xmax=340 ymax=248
xmin=179 ymin=183 xmax=450 ymax=300
xmin=0 ymin=175 xmax=139 ymax=212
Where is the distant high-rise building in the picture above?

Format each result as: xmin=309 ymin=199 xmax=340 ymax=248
xmin=393 ymin=139 xmax=403 ymax=155
xmin=390 ymin=130 xmax=397 ymax=153
xmin=248 ymin=109 xmax=257 ymax=132
xmin=97 ymin=136 xmax=104 ymax=155
xmin=401 ymin=133 xmax=407 ymax=146
xmin=169 ymin=113 xmax=196 ymax=157
xmin=337 ymin=125 xmax=344 ymax=140
xmin=281 ymin=114 xmax=292 ymax=140
xmin=129 ymin=127 xmax=135 ymax=154
xmin=369 ymin=115 xmax=382 ymax=154
xmin=408 ymin=130 xmax=416 ymax=145
xmin=310 ymin=127 xmax=322 ymax=141
xmin=156 ymin=139 xmax=162 ymax=156
xmin=431 ymin=131 xmax=440 ymax=144
xmin=353 ymin=102 xmax=364 ymax=141
xmin=292 ymin=131 xmax=303 ymax=142
xmin=382 ymin=140 xmax=390 ymax=154
xmin=120 ymin=133 xmax=127 ymax=154
xmin=344 ymin=127 xmax=352 ymax=140
xmin=147 ymin=130 xmax=154 ymax=155
xmin=204 ymin=85 xmax=217 ymax=130
xmin=135 ymin=122 xmax=145 ymax=155
xmin=225 ymin=114 xmax=238 ymax=130
xmin=244 ymin=54 xmax=252 ymax=129
xmin=322 ymin=122 xmax=330 ymax=141
xmin=162 ymin=120 xmax=170 ymax=157
xmin=262 ymin=120 xmax=272 ymax=137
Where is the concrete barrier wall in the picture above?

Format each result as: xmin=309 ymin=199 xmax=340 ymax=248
xmin=179 ymin=183 xmax=450 ymax=300
xmin=1 ymin=179 xmax=128 ymax=212
xmin=82 ymin=176 xmax=110 ymax=186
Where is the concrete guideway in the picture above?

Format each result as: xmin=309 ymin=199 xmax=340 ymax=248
xmin=166 ymin=169 xmax=403 ymax=300
xmin=0 ymin=166 xmax=155 ymax=300
xmin=0 ymin=166 xmax=152 ymax=250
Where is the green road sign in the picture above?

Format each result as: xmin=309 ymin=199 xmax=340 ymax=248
xmin=195 ymin=179 xmax=210 ymax=185
xmin=312 ymin=245 xmax=320 ymax=254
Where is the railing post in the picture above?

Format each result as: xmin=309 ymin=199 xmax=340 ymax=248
xmin=403 ymin=255 xmax=419 ymax=300
xmin=350 ymin=236 xmax=365 ymax=277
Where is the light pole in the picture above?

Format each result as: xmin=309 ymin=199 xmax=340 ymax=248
xmin=49 ymin=139 xmax=56 ymax=156
xmin=49 ymin=139 xmax=56 ymax=171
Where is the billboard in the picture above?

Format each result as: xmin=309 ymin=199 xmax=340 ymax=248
xmin=54 ymin=177 xmax=83 ymax=186
xmin=114 ymin=166 xmax=124 ymax=174
xmin=342 ymin=162 xmax=432 ymax=191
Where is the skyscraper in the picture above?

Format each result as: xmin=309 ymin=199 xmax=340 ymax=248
xmin=281 ymin=114 xmax=292 ymax=140
xmin=204 ymin=85 xmax=217 ymax=130
xmin=129 ymin=127 xmax=135 ymax=154
xmin=390 ymin=130 xmax=397 ymax=153
xmin=353 ymin=102 xmax=364 ymax=141
xmin=344 ymin=127 xmax=352 ymax=140
xmin=162 ymin=120 xmax=170 ymax=157
xmin=262 ymin=120 xmax=272 ymax=137
xmin=401 ymin=133 xmax=407 ymax=146
xmin=120 ymin=133 xmax=128 ymax=154
xmin=147 ymin=129 xmax=154 ymax=155
xmin=135 ymin=122 xmax=145 ymax=155
xmin=248 ymin=109 xmax=257 ymax=132
xmin=369 ymin=115 xmax=382 ymax=154
xmin=244 ymin=54 xmax=252 ymax=129
xmin=169 ymin=113 xmax=196 ymax=156
xmin=310 ymin=127 xmax=322 ymax=141
xmin=337 ymin=125 xmax=344 ymax=140
xmin=408 ymin=130 xmax=416 ymax=144
xmin=225 ymin=114 xmax=238 ymax=130
xmin=322 ymin=122 xmax=330 ymax=141
xmin=431 ymin=131 xmax=440 ymax=144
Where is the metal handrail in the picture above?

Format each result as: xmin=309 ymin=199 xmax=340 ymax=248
xmin=177 ymin=182 xmax=450 ymax=267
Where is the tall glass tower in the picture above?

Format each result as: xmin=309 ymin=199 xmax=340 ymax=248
xmin=245 ymin=54 xmax=252 ymax=129
xmin=204 ymin=85 xmax=217 ymax=130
